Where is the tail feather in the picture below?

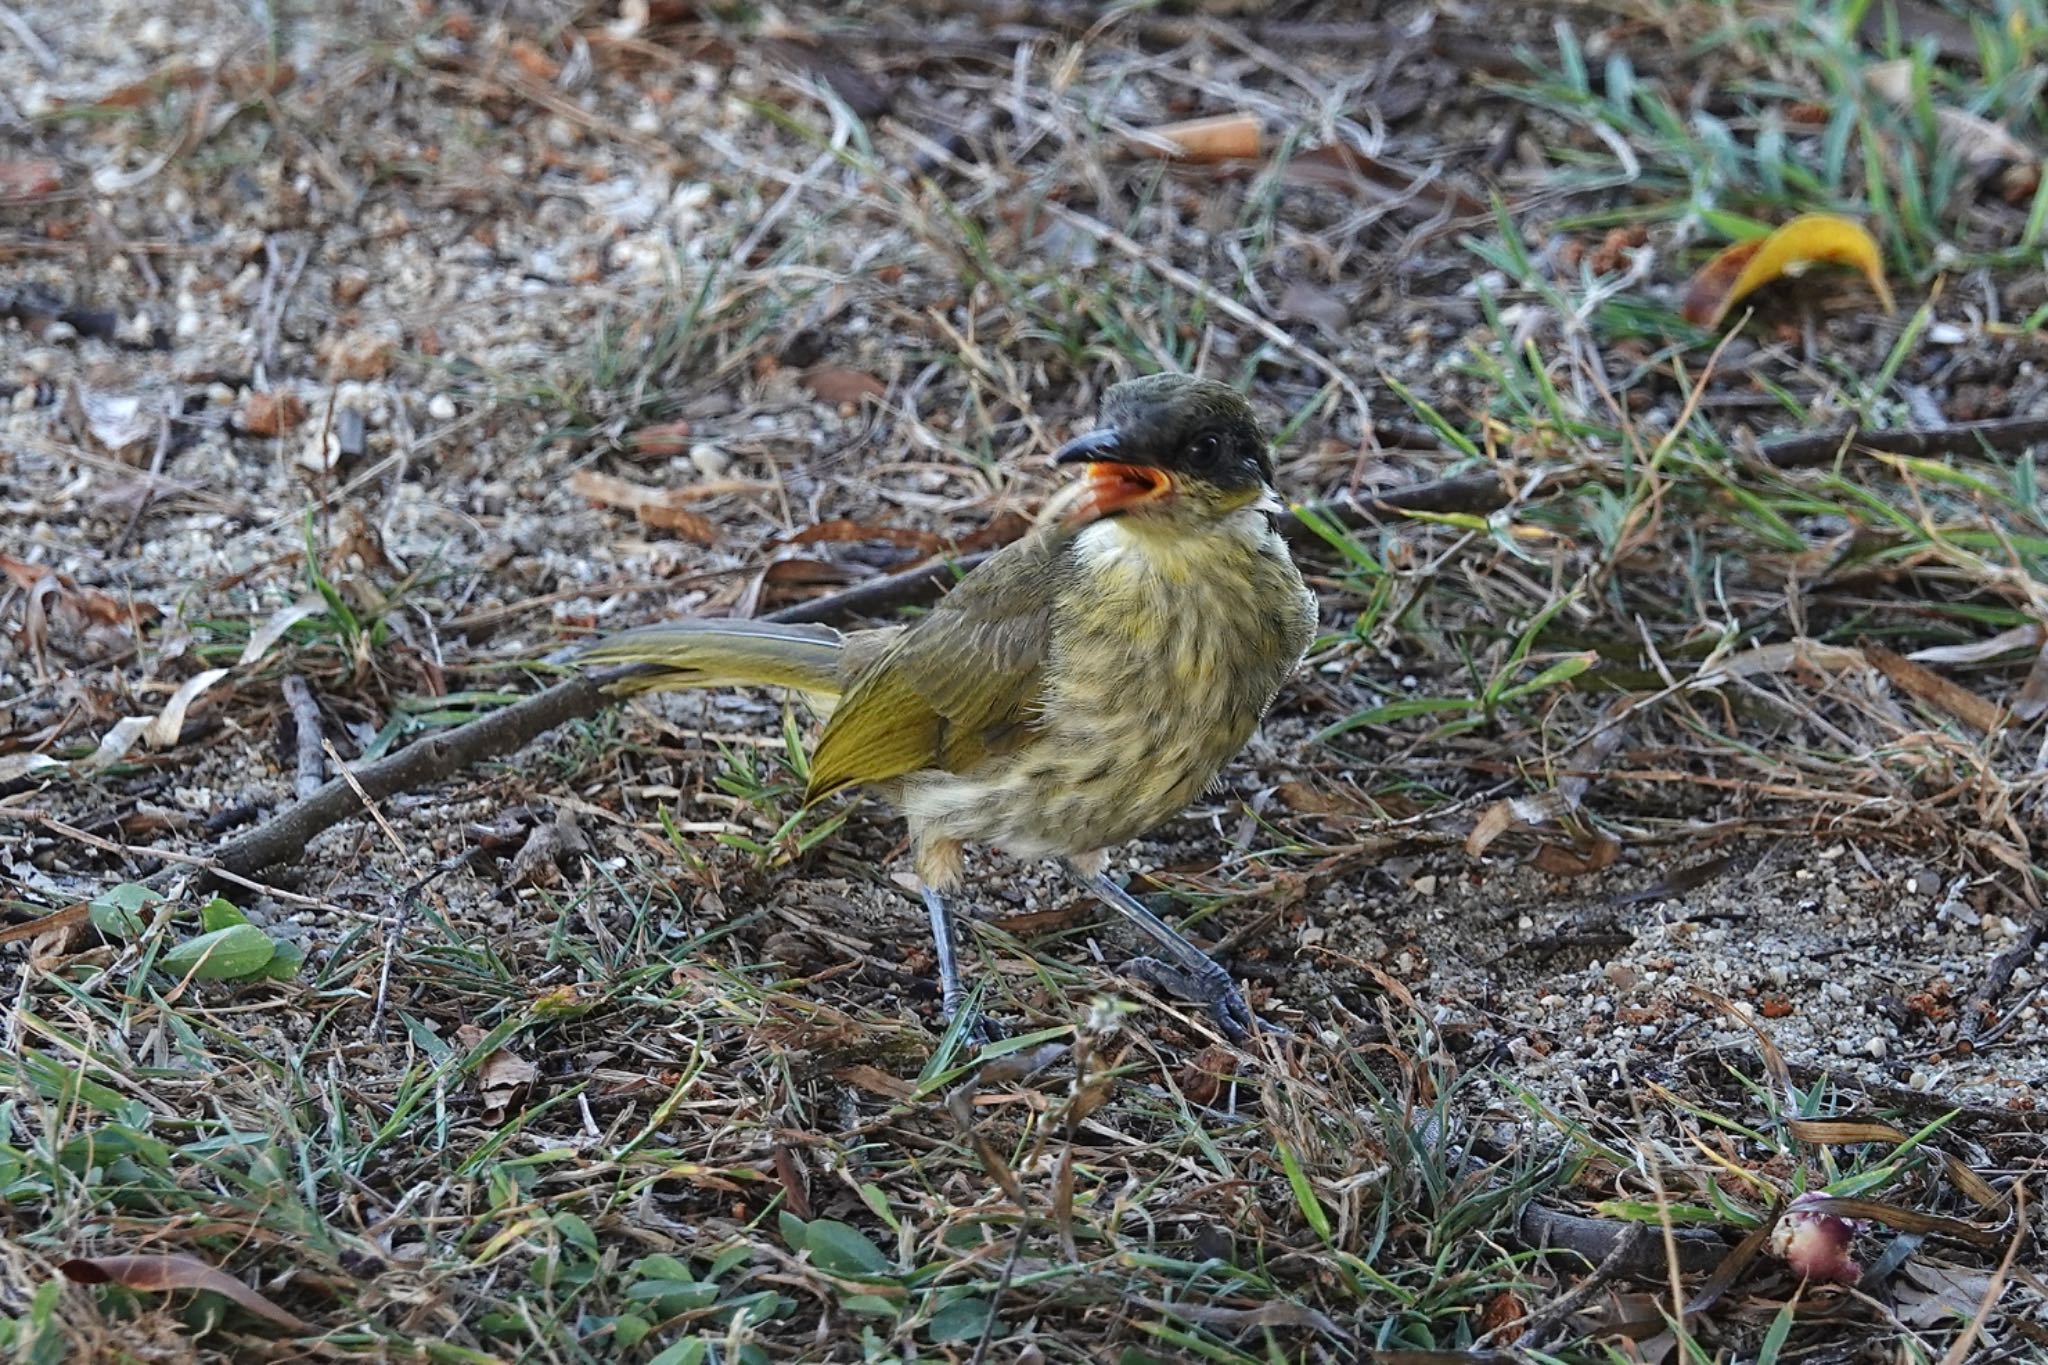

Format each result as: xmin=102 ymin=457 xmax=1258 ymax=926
xmin=577 ymin=619 xmax=850 ymax=701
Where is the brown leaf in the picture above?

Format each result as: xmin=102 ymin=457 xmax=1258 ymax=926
xmin=1864 ymin=642 xmax=2006 ymax=732
xmin=626 ymin=419 xmax=692 ymax=457
xmin=635 ymin=501 xmax=720 ymax=544
xmin=2015 ymin=634 xmax=2048 ymax=722
xmin=61 ymin=1254 xmax=307 ymax=1332
xmin=1532 ymin=837 xmax=1620 ymax=877
xmin=772 ymin=1143 xmax=813 ymax=1221
xmin=1176 ymin=1043 xmax=1238 ymax=1107
xmin=1126 ymin=112 xmax=1261 ymax=162
xmin=239 ymin=391 xmax=306 ymax=437
xmin=798 ymin=366 xmax=886 ymax=406
xmin=567 ymin=468 xmax=720 ymax=543
xmin=0 ymin=159 xmax=62 ymax=197
xmin=833 ymin=1064 xmax=912 ymax=1100
xmin=477 ymin=1046 xmax=538 ymax=1120
xmin=786 ymin=519 xmax=942 ymax=553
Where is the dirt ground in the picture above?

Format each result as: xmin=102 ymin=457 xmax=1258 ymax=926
xmin=3 ymin=1 xmax=2045 ymax=1361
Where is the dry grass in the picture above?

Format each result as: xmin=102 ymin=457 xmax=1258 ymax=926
xmin=3 ymin=0 xmax=2046 ymax=1360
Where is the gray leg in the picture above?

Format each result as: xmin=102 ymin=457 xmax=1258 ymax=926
xmin=920 ymin=884 xmax=969 ymax=1025
xmin=920 ymin=884 xmax=998 ymax=1044
xmin=1075 ymin=870 xmax=1275 ymax=1041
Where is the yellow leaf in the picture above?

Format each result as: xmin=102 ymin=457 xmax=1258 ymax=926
xmin=1679 ymin=213 xmax=1895 ymax=329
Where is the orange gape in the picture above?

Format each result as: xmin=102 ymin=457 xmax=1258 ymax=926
xmin=1072 ymin=462 xmax=1174 ymax=523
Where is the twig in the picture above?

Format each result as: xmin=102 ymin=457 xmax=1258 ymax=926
xmin=109 ymin=393 xmax=180 ymax=556
xmin=1501 ymin=1222 xmax=1648 ymax=1349
xmin=1513 ymin=1202 xmax=1724 ymax=1277
xmin=281 ymin=675 xmax=326 ymax=800
xmin=0 ymin=2 xmax=58 ymax=75
xmin=1758 ymin=414 xmax=2048 ymax=468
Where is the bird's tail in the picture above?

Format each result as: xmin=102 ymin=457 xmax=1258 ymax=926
xmin=576 ymin=619 xmax=852 ymax=702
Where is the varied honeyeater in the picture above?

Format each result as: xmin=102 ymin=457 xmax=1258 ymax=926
xmin=578 ymin=374 xmax=1318 ymax=1038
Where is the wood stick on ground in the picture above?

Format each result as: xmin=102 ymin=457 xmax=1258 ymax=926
xmin=281 ymin=675 xmax=326 ymax=800
xmin=1759 ymin=414 xmax=2048 ymax=467
xmin=196 ymin=467 xmax=1516 ymax=887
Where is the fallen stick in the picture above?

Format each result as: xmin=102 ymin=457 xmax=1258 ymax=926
xmin=1758 ymin=414 xmax=2048 ymax=468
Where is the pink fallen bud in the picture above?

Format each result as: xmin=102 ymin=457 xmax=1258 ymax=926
xmin=1769 ymin=1193 xmax=1863 ymax=1284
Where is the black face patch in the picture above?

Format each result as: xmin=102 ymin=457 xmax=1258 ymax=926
xmin=1098 ymin=375 xmax=1272 ymax=493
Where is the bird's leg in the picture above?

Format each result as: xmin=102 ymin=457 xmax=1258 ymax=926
xmin=918 ymin=883 xmax=1001 ymax=1045
xmin=1074 ymin=868 xmax=1273 ymax=1041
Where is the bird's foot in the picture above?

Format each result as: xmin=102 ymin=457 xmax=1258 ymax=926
xmin=939 ymin=995 xmax=1006 ymax=1050
xmin=1118 ymin=955 xmax=1285 ymax=1043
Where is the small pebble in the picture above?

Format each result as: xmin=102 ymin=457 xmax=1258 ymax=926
xmin=1864 ymin=1035 xmax=1886 ymax=1059
xmin=1909 ymin=1069 xmax=1933 ymax=1092
xmin=1410 ymin=874 xmax=1437 ymax=897
xmin=689 ymin=442 xmax=732 ymax=479
xmin=427 ymin=393 xmax=457 ymax=421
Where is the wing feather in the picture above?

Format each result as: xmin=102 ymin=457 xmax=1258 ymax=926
xmin=804 ymin=534 xmax=1067 ymax=800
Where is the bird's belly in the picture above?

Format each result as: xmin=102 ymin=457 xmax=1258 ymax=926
xmin=897 ymin=521 xmax=1312 ymax=861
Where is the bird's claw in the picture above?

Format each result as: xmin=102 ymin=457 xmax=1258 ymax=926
xmin=1119 ymin=956 xmax=1284 ymax=1043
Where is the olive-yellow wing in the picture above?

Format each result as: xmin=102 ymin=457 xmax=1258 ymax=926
xmin=803 ymin=532 xmax=1068 ymax=800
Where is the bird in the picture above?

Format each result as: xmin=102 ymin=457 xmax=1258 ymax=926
xmin=577 ymin=373 xmax=1319 ymax=1039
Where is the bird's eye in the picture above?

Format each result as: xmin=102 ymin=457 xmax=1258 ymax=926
xmin=1188 ymin=433 xmax=1221 ymax=462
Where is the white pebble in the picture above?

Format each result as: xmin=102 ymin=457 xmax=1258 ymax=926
xmin=427 ymin=393 xmax=457 ymax=421
xmin=689 ymin=442 xmax=732 ymax=479
xmin=1864 ymin=1035 xmax=1887 ymax=1059
xmin=1909 ymin=1069 xmax=1932 ymax=1091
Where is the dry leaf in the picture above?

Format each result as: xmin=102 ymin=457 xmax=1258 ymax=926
xmin=1864 ymin=642 xmax=2005 ymax=732
xmin=626 ymin=419 xmax=692 ymax=457
xmin=0 ymin=159 xmax=62 ymax=197
xmin=143 ymin=669 xmax=231 ymax=749
xmin=1126 ymin=112 xmax=1261 ymax=162
xmin=62 ymin=383 xmax=158 ymax=460
xmin=567 ymin=468 xmax=719 ymax=543
xmin=477 ymin=1046 xmax=538 ymax=1120
xmin=1908 ymin=622 xmax=2044 ymax=666
xmin=2016 ymin=635 xmax=2048 ymax=722
xmin=1895 ymin=1259 xmax=1998 ymax=1327
xmin=798 ymin=366 xmax=885 ymax=405
xmin=1867 ymin=61 xmax=2039 ymax=197
xmin=1532 ymin=837 xmax=1620 ymax=877
xmin=1680 ymin=214 xmax=1896 ymax=329
xmin=238 ymin=599 xmax=328 ymax=666
xmin=832 ymin=1064 xmax=912 ymax=1100
xmin=786 ymin=519 xmax=943 ymax=552
xmin=61 ymin=1254 xmax=307 ymax=1331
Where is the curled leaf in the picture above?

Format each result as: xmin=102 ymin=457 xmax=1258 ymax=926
xmin=1680 ymin=214 xmax=1895 ymax=329
xmin=60 ymin=1253 xmax=307 ymax=1331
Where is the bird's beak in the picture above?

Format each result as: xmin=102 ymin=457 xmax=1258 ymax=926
xmin=1053 ymin=428 xmax=1173 ymax=524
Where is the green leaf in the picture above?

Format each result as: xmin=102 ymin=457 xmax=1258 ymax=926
xmin=926 ymin=1295 xmax=994 ymax=1343
xmin=87 ymin=884 xmax=160 ymax=940
xmin=777 ymin=1211 xmax=809 ymax=1253
xmin=552 ymin=1211 xmax=598 ymax=1256
xmin=802 ymin=1219 xmax=893 ymax=1279
xmin=647 ymin=1339 xmax=708 ymax=1365
xmin=198 ymin=897 xmax=248 ymax=932
xmin=1276 ymin=1142 xmax=1331 ymax=1241
xmin=158 ymin=924 xmax=276 ymax=981
xmin=258 ymin=939 xmax=306 ymax=982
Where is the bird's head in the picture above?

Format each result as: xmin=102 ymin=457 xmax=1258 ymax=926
xmin=1053 ymin=374 xmax=1275 ymax=527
